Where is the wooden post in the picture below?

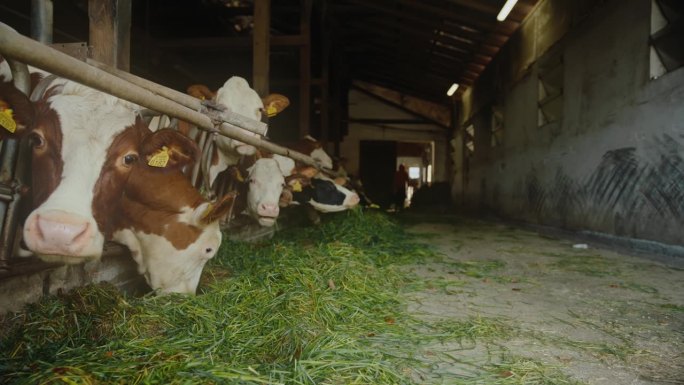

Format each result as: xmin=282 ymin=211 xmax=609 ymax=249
xmin=88 ymin=0 xmax=131 ymax=71
xmin=319 ymin=0 xmax=330 ymax=145
xmin=252 ymin=0 xmax=270 ymax=98
xmin=299 ymin=0 xmax=312 ymax=137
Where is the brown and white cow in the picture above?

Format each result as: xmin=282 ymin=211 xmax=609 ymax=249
xmin=110 ymin=128 xmax=234 ymax=293
xmin=0 ymin=75 xmax=144 ymax=262
xmin=1 ymin=68 xmax=231 ymax=293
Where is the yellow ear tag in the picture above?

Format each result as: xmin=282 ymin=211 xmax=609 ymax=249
xmin=0 ymin=109 xmax=17 ymax=133
xmin=200 ymin=203 xmax=214 ymax=220
xmin=235 ymin=169 xmax=244 ymax=182
xmin=148 ymin=146 xmax=170 ymax=168
xmin=292 ymin=180 xmax=303 ymax=192
xmin=266 ymin=104 xmax=278 ymax=117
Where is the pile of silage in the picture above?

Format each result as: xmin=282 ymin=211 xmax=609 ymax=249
xmin=0 ymin=210 xmax=436 ymax=384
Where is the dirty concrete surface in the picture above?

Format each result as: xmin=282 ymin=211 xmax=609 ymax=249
xmin=400 ymin=215 xmax=684 ymax=385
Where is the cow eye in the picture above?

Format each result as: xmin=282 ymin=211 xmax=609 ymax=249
xmin=123 ymin=153 xmax=138 ymax=166
xmin=28 ymin=132 xmax=45 ymax=149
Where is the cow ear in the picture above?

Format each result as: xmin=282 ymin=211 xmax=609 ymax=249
xmin=141 ymin=128 xmax=199 ymax=170
xmin=294 ymin=165 xmax=319 ymax=179
xmin=0 ymin=81 xmax=33 ymax=140
xmin=333 ymin=176 xmax=349 ymax=186
xmin=187 ymin=84 xmax=215 ymax=101
xmin=272 ymin=154 xmax=295 ymax=176
xmin=261 ymin=93 xmax=289 ymax=117
xmin=197 ymin=192 xmax=236 ymax=225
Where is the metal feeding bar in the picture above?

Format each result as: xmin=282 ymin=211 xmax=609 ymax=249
xmin=0 ymin=22 xmax=332 ymax=173
xmin=85 ymin=59 xmax=268 ymax=137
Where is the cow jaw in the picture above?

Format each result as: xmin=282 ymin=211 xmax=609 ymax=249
xmin=113 ymin=223 xmax=221 ymax=294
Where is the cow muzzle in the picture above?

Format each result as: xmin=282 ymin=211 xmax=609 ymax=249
xmin=23 ymin=210 xmax=104 ymax=262
xmin=256 ymin=202 xmax=279 ymax=226
xmin=345 ymin=193 xmax=361 ymax=208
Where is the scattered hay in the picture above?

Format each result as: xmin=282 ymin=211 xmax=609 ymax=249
xmin=0 ymin=211 xmax=437 ymax=384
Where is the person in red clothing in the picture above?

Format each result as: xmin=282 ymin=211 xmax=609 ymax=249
xmin=392 ymin=164 xmax=409 ymax=211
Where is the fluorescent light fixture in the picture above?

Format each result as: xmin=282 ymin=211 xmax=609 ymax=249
xmin=496 ymin=0 xmax=518 ymax=21
xmin=446 ymin=83 xmax=459 ymax=96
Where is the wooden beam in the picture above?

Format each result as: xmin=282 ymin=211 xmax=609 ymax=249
xmin=339 ymin=9 xmax=503 ymax=51
xmin=347 ymin=118 xmax=433 ymax=125
xmin=252 ymin=0 xmax=270 ymax=97
xmin=352 ymin=81 xmax=451 ymax=128
xmin=319 ymin=0 xmax=331 ymax=144
xmin=154 ymin=35 xmax=308 ymax=50
xmin=88 ymin=0 xmax=131 ymax=70
xmin=299 ymin=0 xmax=312 ymax=137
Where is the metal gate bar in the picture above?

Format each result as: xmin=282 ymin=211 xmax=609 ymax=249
xmin=0 ymin=57 xmax=32 ymax=270
xmin=86 ymin=58 xmax=268 ymax=137
xmin=0 ymin=22 xmax=330 ymax=172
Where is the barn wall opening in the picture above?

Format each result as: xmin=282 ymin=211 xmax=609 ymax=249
xmin=359 ymin=140 xmax=434 ymax=210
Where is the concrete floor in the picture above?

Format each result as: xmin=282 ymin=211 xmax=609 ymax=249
xmin=401 ymin=215 xmax=684 ymax=384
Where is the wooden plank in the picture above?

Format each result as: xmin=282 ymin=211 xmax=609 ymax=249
xmin=299 ymin=0 xmax=312 ymax=137
xmin=319 ymin=0 xmax=331 ymax=144
xmin=88 ymin=0 xmax=131 ymax=70
xmin=252 ymin=0 xmax=270 ymax=97
xmin=352 ymin=81 xmax=451 ymax=128
xmin=154 ymin=35 xmax=307 ymax=49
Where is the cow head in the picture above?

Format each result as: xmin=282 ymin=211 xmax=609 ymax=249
xmin=245 ymin=154 xmax=295 ymax=226
xmin=2 ymin=79 xmax=145 ymax=263
xmin=213 ymin=76 xmax=263 ymax=157
xmin=293 ymin=176 xmax=361 ymax=213
xmin=208 ymin=77 xmax=290 ymax=186
xmin=111 ymin=129 xmax=234 ymax=294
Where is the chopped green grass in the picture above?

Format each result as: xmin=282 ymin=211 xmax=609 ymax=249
xmin=0 ymin=211 xmax=438 ymax=384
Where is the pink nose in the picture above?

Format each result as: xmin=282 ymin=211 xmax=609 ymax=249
xmin=258 ymin=202 xmax=280 ymax=217
xmin=24 ymin=210 xmax=97 ymax=258
xmin=345 ymin=193 xmax=360 ymax=208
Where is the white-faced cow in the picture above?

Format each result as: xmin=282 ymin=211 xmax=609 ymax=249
xmin=183 ymin=77 xmax=289 ymax=187
xmin=1 ymin=65 xmax=232 ymax=293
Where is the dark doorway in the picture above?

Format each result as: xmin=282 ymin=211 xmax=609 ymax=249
xmin=359 ymin=140 xmax=397 ymax=208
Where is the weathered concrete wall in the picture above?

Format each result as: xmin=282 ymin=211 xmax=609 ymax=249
xmin=457 ymin=0 xmax=684 ymax=246
xmin=341 ymin=89 xmax=449 ymax=182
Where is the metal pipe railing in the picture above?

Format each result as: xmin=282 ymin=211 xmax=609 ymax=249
xmin=0 ymin=56 xmax=31 ymax=270
xmin=86 ymin=58 xmax=269 ymax=136
xmin=0 ymin=22 xmax=331 ymax=173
